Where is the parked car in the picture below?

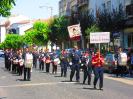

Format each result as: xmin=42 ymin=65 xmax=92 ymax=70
xmin=0 ymin=50 xmax=4 ymax=57
xmin=104 ymin=53 xmax=117 ymax=73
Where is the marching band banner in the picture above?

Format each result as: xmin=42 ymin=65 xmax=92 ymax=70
xmin=90 ymin=32 xmax=110 ymax=43
xmin=67 ymin=24 xmax=81 ymax=41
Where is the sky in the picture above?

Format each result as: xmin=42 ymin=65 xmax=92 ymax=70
xmin=11 ymin=0 xmax=60 ymax=19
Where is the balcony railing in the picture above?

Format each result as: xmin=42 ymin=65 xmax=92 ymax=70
xmin=78 ymin=0 xmax=88 ymax=7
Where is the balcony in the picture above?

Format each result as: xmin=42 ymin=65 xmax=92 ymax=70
xmin=78 ymin=0 xmax=88 ymax=8
xmin=126 ymin=4 xmax=133 ymax=18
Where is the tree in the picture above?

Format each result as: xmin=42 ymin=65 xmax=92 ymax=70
xmin=85 ymin=24 xmax=101 ymax=37
xmin=79 ymin=13 xmax=95 ymax=37
xmin=97 ymin=4 xmax=125 ymax=33
xmin=49 ymin=16 xmax=70 ymax=48
xmin=0 ymin=42 xmax=4 ymax=49
xmin=85 ymin=24 xmax=101 ymax=48
xmin=96 ymin=4 xmax=125 ymax=50
xmin=24 ymin=21 xmax=50 ymax=46
xmin=0 ymin=0 xmax=16 ymax=17
xmin=3 ymin=34 xmax=24 ymax=49
xmin=23 ymin=29 xmax=35 ymax=45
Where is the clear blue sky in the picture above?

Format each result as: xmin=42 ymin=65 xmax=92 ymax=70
xmin=11 ymin=0 xmax=60 ymax=19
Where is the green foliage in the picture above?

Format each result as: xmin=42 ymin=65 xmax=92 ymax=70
xmin=33 ymin=21 xmax=50 ymax=40
xmin=24 ymin=21 xmax=50 ymax=45
xmin=97 ymin=4 xmax=125 ymax=32
xmin=50 ymin=16 xmax=70 ymax=44
xmin=85 ymin=24 xmax=101 ymax=37
xmin=0 ymin=0 xmax=16 ymax=17
xmin=23 ymin=29 xmax=35 ymax=45
xmin=0 ymin=42 xmax=4 ymax=49
xmin=79 ymin=14 xmax=95 ymax=37
xmin=3 ymin=34 xmax=24 ymax=49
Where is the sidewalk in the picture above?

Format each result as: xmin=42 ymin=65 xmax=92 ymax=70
xmin=104 ymin=73 xmax=133 ymax=86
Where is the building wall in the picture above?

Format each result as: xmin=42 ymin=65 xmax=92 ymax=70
xmin=88 ymin=0 xmax=125 ymax=17
xmin=59 ymin=0 xmax=78 ymax=17
xmin=59 ymin=0 xmax=70 ymax=16
xmin=19 ymin=24 xmax=33 ymax=35
xmin=0 ymin=26 xmax=6 ymax=43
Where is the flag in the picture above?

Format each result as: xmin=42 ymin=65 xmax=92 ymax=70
xmin=67 ymin=24 xmax=81 ymax=41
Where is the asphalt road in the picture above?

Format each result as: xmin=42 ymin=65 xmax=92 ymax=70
xmin=0 ymin=58 xmax=133 ymax=99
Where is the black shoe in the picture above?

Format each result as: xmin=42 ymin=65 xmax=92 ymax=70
xmin=27 ymin=79 xmax=31 ymax=81
xmin=23 ymin=79 xmax=26 ymax=81
xmin=94 ymin=86 xmax=97 ymax=89
xmin=88 ymin=82 xmax=91 ymax=85
xmin=76 ymin=80 xmax=79 ymax=82
xmin=99 ymin=88 xmax=103 ymax=90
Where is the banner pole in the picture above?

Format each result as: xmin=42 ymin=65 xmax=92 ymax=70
xmin=79 ymin=23 xmax=84 ymax=50
xmin=99 ymin=43 xmax=100 ymax=53
xmin=81 ymin=35 xmax=84 ymax=50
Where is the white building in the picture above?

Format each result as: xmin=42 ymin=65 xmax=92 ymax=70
xmin=0 ymin=15 xmax=33 ymax=43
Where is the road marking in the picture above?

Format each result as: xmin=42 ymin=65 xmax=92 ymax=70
xmin=0 ymin=82 xmax=77 ymax=88
xmin=104 ymin=75 xmax=133 ymax=86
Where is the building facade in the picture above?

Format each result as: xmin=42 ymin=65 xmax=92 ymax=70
xmin=59 ymin=0 xmax=133 ymax=49
xmin=59 ymin=0 xmax=78 ymax=17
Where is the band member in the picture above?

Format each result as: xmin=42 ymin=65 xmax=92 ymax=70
xmin=92 ymin=49 xmax=104 ymax=90
xmin=24 ymin=48 xmax=33 ymax=81
xmin=70 ymin=46 xmax=81 ymax=82
xmin=45 ymin=55 xmax=51 ymax=73
xmin=18 ymin=50 xmax=24 ymax=76
xmin=33 ymin=50 xmax=38 ymax=69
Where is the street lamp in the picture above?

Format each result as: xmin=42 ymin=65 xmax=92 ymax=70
xmin=39 ymin=5 xmax=53 ymax=18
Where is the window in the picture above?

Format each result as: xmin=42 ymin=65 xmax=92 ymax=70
xmin=126 ymin=4 xmax=133 ymax=16
xmin=9 ymin=29 xmax=17 ymax=34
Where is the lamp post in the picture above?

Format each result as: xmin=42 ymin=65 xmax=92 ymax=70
xmin=39 ymin=5 xmax=53 ymax=18
xmin=39 ymin=5 xmax=53 ymax=52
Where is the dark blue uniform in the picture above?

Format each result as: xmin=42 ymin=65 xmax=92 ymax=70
xmin=60 ymin=57 xmax=69 ymax=77
xmin=70 ymin=52 xmax=80 ymax=82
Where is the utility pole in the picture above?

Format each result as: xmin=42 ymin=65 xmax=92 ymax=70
xmin=39 ymin=5 xmax=53 ymax=52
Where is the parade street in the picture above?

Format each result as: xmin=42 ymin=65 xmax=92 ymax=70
xmin=0 ymin=57 xmax=133 ymax=99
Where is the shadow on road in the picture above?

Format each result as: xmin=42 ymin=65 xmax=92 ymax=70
xmin=0 ymin=97 xmax=7 ymax=99
xmin=39 ymin=71 xmax=49 ymax=73
xmin=54 ymin=75 xmax=62 ymax=77
xmin=16 ymin=79 xmax=29 ymax=81
xmin=74 ymin=82 xmax=84 ymax=85
xmin=12 ymin=74 xmax=20 ymax=76
xmin=61 ymin=80 xmax=73 ymax=82
xmin=83 ymin=87 xmax=99 ymax=90
xmin=0 ymin=67 xmax=7 ymax=71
